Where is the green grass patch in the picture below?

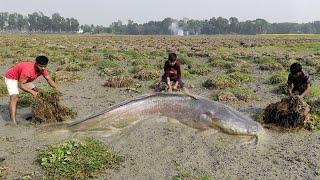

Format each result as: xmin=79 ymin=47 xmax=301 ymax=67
xmin=229 ymin=71 xmax=253 ymax=83
xmin=0 ymin=162 xmax=7 ymax=178
xmin=18 ymin=92 xmax=33 ymax=107
xmin=203 ymin=74 xmax=237 ymax=89
xmin=306 ymin=86 xmax=320 ymax=99
xmin=258 ymin=34 xmax=320 ymax=37
xmin=101 ymin=48 xmax=123 ymax=61
xmin=123 ymin=49 xmax=145 ymax=59
xmin=182 ymin=69 xmax=193 ymax=80
xmin=230 ymin=87 xmax=254 ymax=102
xmin=172 ymin=170 xmax=211 ymax=180
xmin=188 ymin=64 xmax=210 ymax=76
xmin=268 ymin=71 xmax=289 ymax=84
xmin=37 ymin=138 xmax=123 ymax=180
xmin=179 ymin=55 xmax=197 ymax=68
xmin=98 ymin=60 xmax=127 ymax=76
xmin=0 ymin=78 xmax=7 ymax=97
xmin=308 ymin=114 xmax=320 ymax=130
xmin=281 ymin=42 xmax=320 ymax=52
xmin=303 ymin=66 xmax=317 ymax=75
xmin=254 ymin=56 xmax=275 ymax=65
xmin=209 ymin=59 xmax=234 ymax=69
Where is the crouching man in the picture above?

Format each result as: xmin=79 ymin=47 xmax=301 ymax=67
xmin=161 ymin=53 xmax=188 ymax=93
xmin=287 ymin=62 xmax=311 ymax=99
xmin=4 ymin=56 xmax=59 ymax=124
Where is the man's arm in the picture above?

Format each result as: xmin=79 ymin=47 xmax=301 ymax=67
xmin=299 ymin=83 xmax=311 ymax=98
xmin=287 ymin=84 xmax=293 ymax=97
xmin=167 ymin=77 xmax=172 ymax=92
xmin=173 ymin=63 xmax=181 ymax=90
xmin=44 ymin=75 xmax=60 ymax=92
xmin=18 ymin=79 xmax=38 ymax=97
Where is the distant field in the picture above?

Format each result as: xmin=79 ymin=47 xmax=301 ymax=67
xmin=258 ymin=34 xmax=320 ymax=37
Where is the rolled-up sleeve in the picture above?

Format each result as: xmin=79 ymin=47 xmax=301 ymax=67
xmin=287 ymin=74 xmax=293 ymax=85
xmin=176 ymin=62 xmax=181 ymax=80
xmin=164 ymin=61 xmax=170 ymax=78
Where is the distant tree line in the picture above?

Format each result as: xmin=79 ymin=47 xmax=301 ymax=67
xmin=1 ymin=12 xmax=320 ymax=35
xmin=0 ymin=12 xmax=79 ymax=33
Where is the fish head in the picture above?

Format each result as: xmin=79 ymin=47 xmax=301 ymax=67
xmin=200 ymin=108 xmax=262 ymax=136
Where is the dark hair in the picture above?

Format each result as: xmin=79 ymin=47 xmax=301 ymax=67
xmin=168 ymin=53 xmax=177 ymax=62
xmin=290 ymin=62 xmax=302 ymax=74
xmin=36 ymin=56 xmax=49 ymax=65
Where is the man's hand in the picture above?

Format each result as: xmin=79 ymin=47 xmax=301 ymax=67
xmin=168 ymin=87 xmax=173 ymax=93
xmin=31 ymin=90 xmax=38 ymax=98
xmin=172 ymin=84 xmax=178 ymax=90
xmin=54 ymin=88 xmax=62 ymax=96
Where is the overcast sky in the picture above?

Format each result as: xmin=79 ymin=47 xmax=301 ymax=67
xmin=1 ymin=0 xmax=319 ymax=26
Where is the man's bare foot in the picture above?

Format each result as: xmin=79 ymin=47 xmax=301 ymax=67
xmin=6 ymin=120 xmax=17 ymax=126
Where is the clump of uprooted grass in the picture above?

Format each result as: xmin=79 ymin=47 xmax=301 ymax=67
xmin=231 ymin=87 xmax=254 ymax=102
xmin=103 ymin=76 xmax=135 ymax=88
xmin=37 ymin=138 xmax=124 ymax=180
xmin=0 ymin=77 xmax=7 ymax=97
xmin=202 ymin=74 xmax=237 ymax=89
xmin=268 ymin=70 xmax=289 ymax=84
xmin=262 ymin=96 xmax=313 ymax=129
xmin=212 ymin=90 xmax=238 ymax=102
xmin=53 ymin=71 xmax=82 ymax=83
xmin=131 ymin=64 xmax=161 ymax=80
xmin=211 ymin=87 xmax=254 ymax=102
xmin=32 ymin=89 xmax=76 ymax=123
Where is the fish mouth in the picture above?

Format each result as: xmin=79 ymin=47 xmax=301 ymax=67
xmin=209 ymin=118 xmax=263 ymax=136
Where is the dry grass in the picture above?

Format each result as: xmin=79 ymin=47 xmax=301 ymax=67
xmin=103 ymin=76 xmax=135 ymax=88
xmin=32 ymin=90 xmax=76 ymax=123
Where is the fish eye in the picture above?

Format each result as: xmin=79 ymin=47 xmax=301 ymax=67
xmin=206 ymin=110 xmax=215 ymax=116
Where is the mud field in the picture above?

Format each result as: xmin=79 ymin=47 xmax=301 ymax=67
xmin=0 ymin=34 xmax=319 ymax=179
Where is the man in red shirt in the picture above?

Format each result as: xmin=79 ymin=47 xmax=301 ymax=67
xmin=4 ymin=56 xmax=59 ymax=124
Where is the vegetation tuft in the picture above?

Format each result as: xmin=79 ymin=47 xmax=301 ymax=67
xmin=268 ymin=71 xmax=289 ymax=85
xmin=0 ymin=77 xmax=7 ymax=97
xmin=202 ymin=74 xmax=237 ymax=89
xmin=37 ymin=138 xmax=124 ymax=180
xmin=32 ymin=89 xmax=76 ymax=123
xmin=104 ymin=76 xmax=136 ymax=88
xmin=172 ymin=170 xmax=211 ymax=180
xmin=0 ymin=162 xmax=8 ymax=178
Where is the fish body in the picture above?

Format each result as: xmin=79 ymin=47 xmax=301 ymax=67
xmin=68 ymin=93 xmax=263 ymax=136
